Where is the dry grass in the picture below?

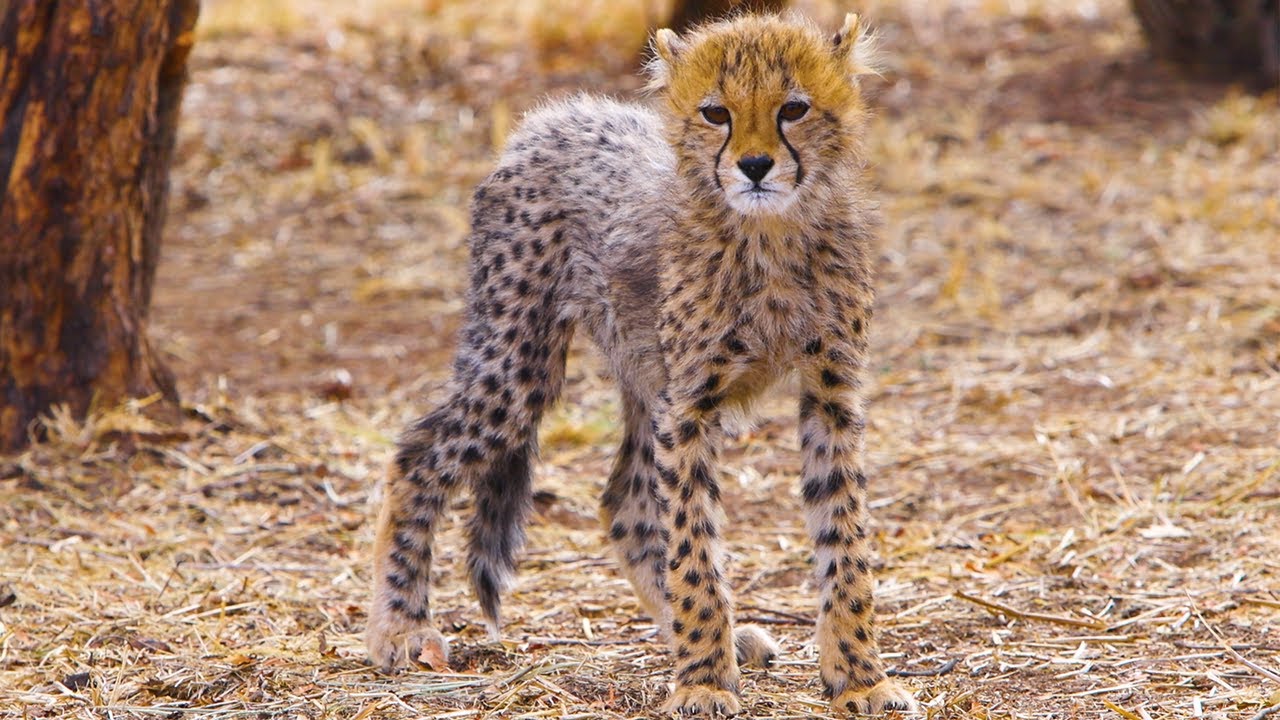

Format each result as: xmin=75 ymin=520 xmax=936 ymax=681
xmin=3 ymin=0 xmax=1279 ymax=718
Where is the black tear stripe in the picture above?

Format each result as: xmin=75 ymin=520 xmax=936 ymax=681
xmin=713 ymin=119 xmax=732 ymax=192
xmin=777 ymin=115 xmax=804 ymax=185
xmin=712 ymin=73 xmax=731 ymax=193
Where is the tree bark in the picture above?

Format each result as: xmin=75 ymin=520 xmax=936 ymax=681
xmin=0 ymin=0 xmax=198 ymax=452
xmin=1131 ymin=0 xmax=1280 ymax=87
xmin=668 ymin=0 xmax=790 ymax=34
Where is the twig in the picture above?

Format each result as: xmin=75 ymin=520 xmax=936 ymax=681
xmin=1102 ymin=699 xmax=1142 ymax=720
xmin=738 ymin=605 xmax=816 ymax=626
xmin=1174 ymin=640 xmax=1280 ymax=652
xmin=1250 ymin=705 xmax=1280 ymax=720
xmin=738 ymin=615 xmax=813 ymax=627
xmin=954 ymin=591 xmax=1107 ymax=630
xmin=887 ymin=658 xmax=958 ymax=677
xmin=1191 ymin=600 xmax=1280 ymax=685
xmin=520 ymin=635 xmax=648 ymax=647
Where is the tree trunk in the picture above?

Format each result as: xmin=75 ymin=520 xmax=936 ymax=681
xmin=668 ymin=0 xmax=789 ymax=33
xmin=0 ymin=0 xmax=198 ymax=452
xmin=1131 ymin=0 xmax=1280 ymax=87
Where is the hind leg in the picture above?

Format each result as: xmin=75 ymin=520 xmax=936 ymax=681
xmin=367 ymin=407 xmax=468 ymax=670
xmin=601 ymin=391 xmax=669 ymax=624
xmin=464 ymin=316 xmax=573 ymax=638
xmin=368 ymin=343 xmax=565 ymax=669
xmin=370 ymin=287 xmax=574 ymax=667
xmin=601 ymin=390 xmax=780 ymax=668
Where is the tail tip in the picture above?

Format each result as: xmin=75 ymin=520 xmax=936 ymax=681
xmin=473 ymin=567 xmax=505 ymax=638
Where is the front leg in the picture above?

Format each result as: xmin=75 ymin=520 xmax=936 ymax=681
xmin=798 ymin=336 xmax=918 ymax=715
xmin=655 ymin=381 xmax=741 ymax=715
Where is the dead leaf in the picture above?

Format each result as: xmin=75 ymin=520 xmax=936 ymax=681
xmin=61 ymin=672 xmax=91 ymax=691
xmin=417 ymin=641 xmax=449 ymax=671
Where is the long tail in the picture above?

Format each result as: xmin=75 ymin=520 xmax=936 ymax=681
xmin=456 ymin=169 xmax=580 ymax=635
xmin=466 ymin=440 xmax=534 ymax=636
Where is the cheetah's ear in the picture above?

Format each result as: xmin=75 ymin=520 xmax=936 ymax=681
xmin=831 ymin=13 xmax=881 ymax=80
xmin=645 ymin=28 xmax=688 ymax=92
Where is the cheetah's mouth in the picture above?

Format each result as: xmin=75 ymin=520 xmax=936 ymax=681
xmin=723 ymin=179 xmax=798 ymax=216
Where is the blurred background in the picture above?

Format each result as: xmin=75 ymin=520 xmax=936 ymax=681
xmin=3 ymin=1 xmax=1278 ymax=717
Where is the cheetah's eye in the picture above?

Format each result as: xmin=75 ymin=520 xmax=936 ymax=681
xmin=700 ymin=105 xmax=730 ymax=125
xmin=779 ymin=101 xmax=810 ymax=122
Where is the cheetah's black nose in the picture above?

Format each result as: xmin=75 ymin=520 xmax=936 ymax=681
xmin=737 ymin=155 xmax=774 ymax=183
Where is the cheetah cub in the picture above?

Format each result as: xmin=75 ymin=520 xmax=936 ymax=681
xmin=367 ymin=12 xmax=918 ymax=716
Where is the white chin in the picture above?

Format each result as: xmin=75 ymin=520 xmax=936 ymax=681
xmin=725 ymin=189 xmax=797 ymax=216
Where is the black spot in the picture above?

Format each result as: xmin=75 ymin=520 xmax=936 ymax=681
xmin=691 ymin=519 xmax=717 ymax=539
xmin=683 ymin=569 xmax=702 ymax=587
xmin=610 ymin=523 xmax=627 ymax=541
xmin=821 ymin=368 xmax=845 ymax=388
xmin=659 ymin=465 xmax=678 ymax=488
xmin=804 ymin=338 xmax=823 ymax=355
xmin=460 ymin=445 xmax=483 ymax=464
xmin=694 ymin=464 xmax=719 ymax=502
xmin=824 ymin=401 xmax=852 ymax=429
xmin=816 ymin=528 xmax=844 ymax=546
xmin=802 ymin=468 xmax=846 ymax=504
xmin=688 ymin=628 xmax=703 ymax=642
xmin=677 ymin=420 xmax=699 ymax=444
xmin=799 ymin=393 xmax=818 ymax=419
xmin=694 ymin=394 xmax=722 ymax=412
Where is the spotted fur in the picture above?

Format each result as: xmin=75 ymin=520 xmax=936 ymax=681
xmin=366 ymin=13 xmax=918 ymax=716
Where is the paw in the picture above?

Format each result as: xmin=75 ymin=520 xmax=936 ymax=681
xmin=366 ymin=612 xmax=450 ymax=671
xmin=831 ymin=678 xmax=918 ymax=715
xmin=733 ymin=624 xmax=782 ymax=668
xmin=663 ymin=685 xmax=741 ymax=716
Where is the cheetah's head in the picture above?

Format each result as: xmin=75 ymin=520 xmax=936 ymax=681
xmin=648 ymin=13 xmax=878 ymax=218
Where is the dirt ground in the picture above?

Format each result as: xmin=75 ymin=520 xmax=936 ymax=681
xmin=2 ymin=0 xmax=1278 ymax=718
